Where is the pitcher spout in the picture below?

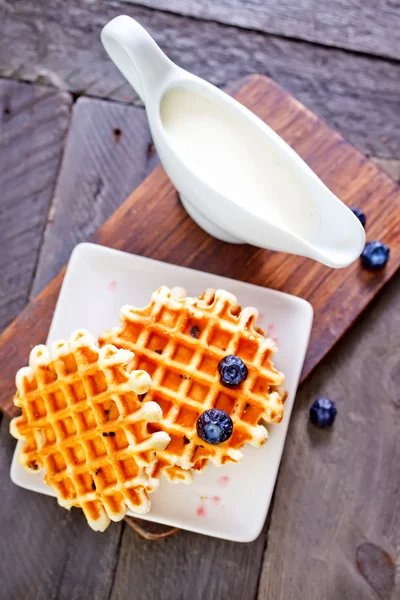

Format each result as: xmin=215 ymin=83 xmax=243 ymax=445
xmin=101 ymin=15 xmax=176 ymax=105
xmin=303 ymin=188 xmax=366 ymax=268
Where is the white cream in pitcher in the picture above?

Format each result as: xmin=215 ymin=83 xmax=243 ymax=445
xmin=161 ymin=87 xmax=318 ymax=240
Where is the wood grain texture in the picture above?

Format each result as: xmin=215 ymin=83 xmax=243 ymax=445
xmin=0 ymin=415 xmax=123 ymax=600
xmin=111 ymin=522 xmax=268 ymax=600
xmin=1 ymin=0 xmax=399 ymax=158
xmin=258 ymin=271 xmax=400 ymax=600
xmin=124 ymin=0 xmax=400 ymax=60
xmin=31 ymin=97 xmax=152 ymax=296
xmin=0 ymin=80 xmax=71 ymax=332
xmin=0 ymin=75 xmax=398 ymax=422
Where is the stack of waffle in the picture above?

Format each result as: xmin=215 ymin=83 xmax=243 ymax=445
xmin=10 ymin=288 xmax=286 ymax=530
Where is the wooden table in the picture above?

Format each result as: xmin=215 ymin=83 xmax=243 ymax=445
xmin=0 ymin=2 xmax=399 ymax=599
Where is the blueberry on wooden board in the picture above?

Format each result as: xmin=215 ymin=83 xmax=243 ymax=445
xmin=350 ymin=207 xmax=366 ymax=228
xmin=361 ymin=241 xmax=390 ymax=270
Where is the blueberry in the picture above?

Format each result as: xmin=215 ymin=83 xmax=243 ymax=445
xmin=309 ymin=397 xmax=337 ymax=428
xmin=218 ymin=355 xmax=248 ymax=386
xmin=350 ymin=207 xmax=366 ymax=228
xmin=361 ymin=241 xmax=390 ymax=271
xmin=196 ymin=408 xmax=233 ymax=445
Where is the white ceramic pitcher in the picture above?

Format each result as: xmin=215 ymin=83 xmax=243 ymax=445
xmin=101 ymin=15 xmax=365 ymax=268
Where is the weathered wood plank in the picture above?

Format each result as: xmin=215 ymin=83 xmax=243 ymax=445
xmin=111 ymin=521 xmax=268 ymax=600
xmin=1 ymin=1 xmax=399 ymax=158
xmin=31 ymin=96 xmax=152 ymax=296
xmin=0 ymin=80 xmax=71 ymax=332
xmin=124 ymin=0 xmax=400 ymax=61
xmin=0 ymin=415 xmax=123 ymax=600
xmin=258 ymin=271 xmax=400 ymax=600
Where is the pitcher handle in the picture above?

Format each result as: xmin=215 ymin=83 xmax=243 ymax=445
xmin=101 ymin=15 xmax=175 ymax=104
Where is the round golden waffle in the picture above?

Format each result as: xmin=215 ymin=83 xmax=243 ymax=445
xmin=99 ymin=287 xmax=286 ymax=483
xmin=10 ymin=330 xmax=170 ymax=530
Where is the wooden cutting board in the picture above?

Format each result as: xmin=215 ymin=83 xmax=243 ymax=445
xmin=0 ymin=74 xmax=398 ymax=418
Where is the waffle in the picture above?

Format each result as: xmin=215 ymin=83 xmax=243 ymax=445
xmin=99 ymin=287 xmax=286 ymax=483
xmin=10 ymin=330 xmax=170 ymax=530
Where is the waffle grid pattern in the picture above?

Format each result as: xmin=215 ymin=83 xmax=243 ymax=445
xmin=10 ymin=330 xmax=169 ymax=530
xmin=99 ymin=287 xmax=285 ymax=481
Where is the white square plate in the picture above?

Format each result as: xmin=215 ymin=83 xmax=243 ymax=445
xmin=11 ymin=243 xmax=313 ymax=542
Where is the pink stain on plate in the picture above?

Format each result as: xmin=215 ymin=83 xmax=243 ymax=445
xmin=217 ymin=476 xmax=230 ymax=487
xmin=196 ymin=504 xmax=207 ymax=517
xmin=211 ymin=496 xmax=221 ymax=506
xmin=107 ymin=280 xmax=118 ymax=292
xmin=265 ymin=324 xmax=279 ymax=345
